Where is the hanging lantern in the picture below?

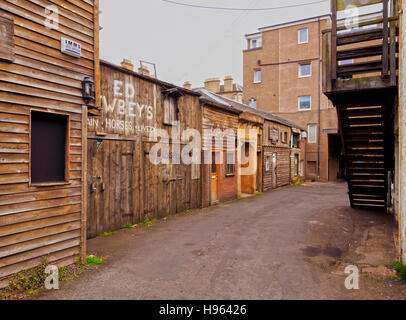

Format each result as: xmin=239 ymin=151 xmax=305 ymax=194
xmin=82 ymin=76 xmax=94 ymax=105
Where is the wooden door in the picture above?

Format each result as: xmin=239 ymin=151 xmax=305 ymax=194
xmin=210 ymin=152 xmax=219 ymax=204
xmin=87 ymin=139 xmax=138 ymax=238
xmin=272 ymin=153 xmax=277 ymax=189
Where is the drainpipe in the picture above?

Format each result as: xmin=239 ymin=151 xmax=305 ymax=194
xmin=318 ymin=18 xmax=321 ymax=179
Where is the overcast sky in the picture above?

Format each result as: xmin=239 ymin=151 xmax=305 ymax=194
xmin=99 ymin=0 xmax=330 ymax=87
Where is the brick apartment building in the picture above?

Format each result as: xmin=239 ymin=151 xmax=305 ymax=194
xmin=243 ymin=15 xmax=343 ymax=182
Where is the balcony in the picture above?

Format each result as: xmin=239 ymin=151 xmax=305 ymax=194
xmin=322 ymin=0 xmax=399 ymax=102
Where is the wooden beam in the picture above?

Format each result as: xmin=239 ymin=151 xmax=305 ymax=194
xmin=382 ymin=0 xmax=389 ymax=76
xmin=331 ymin=0 xmax=337 ymax=81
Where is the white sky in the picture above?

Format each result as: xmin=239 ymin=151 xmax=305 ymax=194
xmin=99 ymin=0 xmax=330 ymax=87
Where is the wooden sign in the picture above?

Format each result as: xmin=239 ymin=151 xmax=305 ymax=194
xmin=269 ymin=127 xmax=279 ymax=143
xmin=337 ymin=0 xmax=382 ymax=11
xmin=0 ymin=15 xmax=14 ymax=62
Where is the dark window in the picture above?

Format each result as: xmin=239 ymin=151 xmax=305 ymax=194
xmin=226 ymin=151 xmax=235 ymax=176
xmin=211 ymin=152 xmax=217 ymax=173
xmin=31 ymin=111 xmax=69 ymax=184
xmin=292 ymin=133 xmax=300 ymax=148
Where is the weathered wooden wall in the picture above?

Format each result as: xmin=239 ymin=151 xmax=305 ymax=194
xmin=0 ymin=0 xmax=98 ymax=286
xmin=262 ymin=120 xmax=292 ymax=190
xmin=86 ymin=62 xmax=201 ymax=237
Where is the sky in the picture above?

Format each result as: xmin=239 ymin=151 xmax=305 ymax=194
xmin=99 ymin=0 xmax=330 ymax=88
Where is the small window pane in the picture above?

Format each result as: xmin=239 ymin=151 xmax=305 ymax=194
xmin=226 ymin=152 xmax=235 ymax=175
xmin=254 ymin=69 xmax=261 ymax=83
xmin=299 ymin=96 xmax=311 ymax=110
xmin=298 ymin=28 xmax=308 ymax=43
xmin=299 ymin=63 xmax=311 ymax=77
xmin=250 ymin=98 xmax=257 ymax=109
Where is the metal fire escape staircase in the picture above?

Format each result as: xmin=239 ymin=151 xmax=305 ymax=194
xmin=323 ymin=0 xmax=399 ymax=210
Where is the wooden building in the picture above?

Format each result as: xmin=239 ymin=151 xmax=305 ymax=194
xmin=290 ymin=128 xmax=306 ymax=182
xmin=262 ymin=119 xmax=293 ymax=190
xmin=86 ymin=60 xmax=202 ymax=238
xmin=0 ymin=0 xmax=99 ymax=287
xmin=195 ymin=89 xmax=241 ymax=206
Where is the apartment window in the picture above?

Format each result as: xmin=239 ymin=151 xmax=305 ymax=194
xmin=250 ymin=98 xmax=257 ymax=109
xmin=299 ymin=63 xmax=311 ymax=77
xmin=250 ymin=38 xmax=262 ymax=49
xmin=163 ymin=95 xmax=178 ymax=125
xmin=233 ymin=94 xmax=237 ymax=101
xmin=298 ymin=96 xmax=311 ymax=110
xmin=298 ymin=28 xmax=308 ymax=44
xmin=308 ymin=124 xmax=317 ymax=143
xmin=226 ymin=151 xmax=235 ymax=176
xmin=254 ymin=69 xmax=261 ymax=83
xmin=30 ymin=110 xmax=69 ymax=185
xmin=252 ymin=39 xmax=257 ymax=48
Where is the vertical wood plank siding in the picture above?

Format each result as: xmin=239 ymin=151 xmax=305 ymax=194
xmin=86 ymin=62 xmax=202 ymax=238
xmin=0 ymin=0 xmax=96 ymax=285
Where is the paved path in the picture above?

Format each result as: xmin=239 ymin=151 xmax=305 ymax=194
xmin=37 ymin=183 xmax=406 ymax=300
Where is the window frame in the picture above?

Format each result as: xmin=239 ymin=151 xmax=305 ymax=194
xmin=226 ymin=151 xmax=236 ymax=176
xmin=298 ymin=28 xmax=308 ymax=44
xmin=253 ymin=69 xmax=262 ymax=83
xmin=298 ymin=96 xmax=311 ymax=111
xmin=308 ymin=124 xmax=317 ymax=144
xmin=29 ymin=109 xmax=71 ymax=187
xmin=298 ymin=63 xmax=312 ymax=78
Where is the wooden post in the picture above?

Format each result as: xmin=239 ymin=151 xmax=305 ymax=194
xmin=94 ymin=0 xmax=101 ymax=108
xmin=331 ymin=0 xmax=337 ymax=81
xmin=382 ymin=0 xmax=389 ymax=77
xmin=389 ymin=18 xmax=397 ymax=85
xmin=81 ymin=105 xmax=88 ymax=264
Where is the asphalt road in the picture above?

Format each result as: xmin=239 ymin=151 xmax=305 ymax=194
xmin=36 ymin=182 xmax=406 ymax=300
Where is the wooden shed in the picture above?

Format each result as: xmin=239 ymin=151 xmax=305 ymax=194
xmin=195 ymin=89 xmax=241 ymax=206
xmin=262 ymin=119 xmax=292 ymax=190
xmin=0 ymin=0 xmax=99 ymax=287
xmin=86 ymin=60 xmax=202 ymax=238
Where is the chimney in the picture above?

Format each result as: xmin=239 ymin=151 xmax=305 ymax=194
xmin=183 ymin=81 xmax=192 ymax=90
xmin=204 ymin=78 xmax=221 ymax=93
xmin=121 ymin=58 xmax=134 ymax=71
xmin=138 ymin=65 xmax=150 ymax=76
xmin=224 ymin=76 xmax=233 ymax=92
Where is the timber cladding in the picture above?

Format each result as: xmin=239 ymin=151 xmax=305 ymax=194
xmin=262 ymin=120 xmax=292 ymax=190
xmin=86 ymin=61 xmax=202 ymax=238
xmin=0 ymin=1 xmax=98 ymax=287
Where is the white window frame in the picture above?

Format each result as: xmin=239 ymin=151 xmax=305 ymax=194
xmin=298 ymin=96 xmax=311 ymax=111
xmin=308 ymin=124 xmax=317 ymax=144
xmin=298 ymin=28 xmax=308 ymax=44
xmin=253 ymin=69 xmax=262 ymax=83
xmin=299 ymin=63 xmax=312 ymax=78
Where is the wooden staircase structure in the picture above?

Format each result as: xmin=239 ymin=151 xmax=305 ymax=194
xmin=323 ymin=0 xmax=399 ymax=210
